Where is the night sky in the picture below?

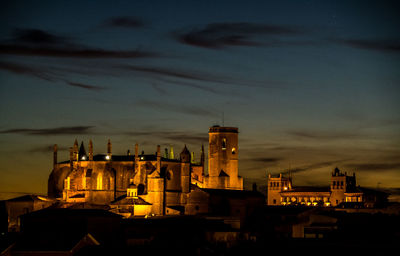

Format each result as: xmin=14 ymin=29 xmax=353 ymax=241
xmin=0 ymin=0 xmax=399 ymax=198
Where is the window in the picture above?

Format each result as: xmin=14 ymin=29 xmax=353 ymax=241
xmin=65 ymin=177 xmax=70 ymax=190
xmin=273 ymin=199 xmax=276 ymax=204
xmin=97 ymin=173 xmax=103 ymax=190
xmin=222 ymin=138 xmax=227 ymax=150
xmin=232 ymin=147 xmax=236 ymax=154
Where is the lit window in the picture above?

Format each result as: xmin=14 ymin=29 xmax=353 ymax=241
xmin=97 ymin=174 xmax=103 ymax=190
xmin=222 ymin=138 xmax=227 ymax=150
xmin=232 ymin=148 xmax=236 ymax=154
xmin=66 ymin=177 xmax=70 ymax=190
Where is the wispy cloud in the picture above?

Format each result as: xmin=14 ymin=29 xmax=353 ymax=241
xmin=173 ymin=22 xmax=306 ymax=49
xmin=337 ymin=38 xmax=400 ymax=53
xmin=65 ymin=81 xmax=106 ymax=91
xmin=345 ymin=162 xmax=400 ymax=172
xmin=125 ymin=130 xmax=207 ymax=144
xmin=287 ymin=129 xmax=359 ymax=140
xmin=0 ymin=60 xmax=54 ymax=81
xmin=282 ymin=159 xmax=350 ymax=175
xmin=136 ymin=99 xmax=218 ymax=118
xmin=0 ymin=60 xmax=107 ymax=91
xmin=0 ymin=126 xmax=94 ymax=136
xmin=101 ymin=16 xmax=146 ymax=28
xmin=0 ymin=28 xmax=159 ymax=58
xmin=251 ymin=157 xmax=282 ymax=163
xmin=28 ymin=144 xmax=68 ymax=154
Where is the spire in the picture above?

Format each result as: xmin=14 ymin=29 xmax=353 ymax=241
xmin=106 ymin=139 xmax=112 ymax=160
xmin=191 ymin=152 xmax=195 ymax=164
xmin=180 ymin=145 xmax=190 ymax=163
xmin=69 ymin=147 xmax=73 ymax=169
xmin=169 ymin=145 xmax=174 ymax=159
xmin=78 ymin=141 xmax=87 ymax=160
xmin=73 ymin=139 xmax=78 ymax=161
xmin=88 ymin=140 xmax=93 ymax=161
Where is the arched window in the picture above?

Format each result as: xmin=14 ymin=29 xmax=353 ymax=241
xmin=222 ymin=138 xmax=227 ymax=150
xmin=97 ymin=173 xmax=103 ymax=190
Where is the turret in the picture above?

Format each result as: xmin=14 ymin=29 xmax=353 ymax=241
xmin=180 ymin=145 xmax=191 ymax=163
xmin=180 ymin=145 xmax=191 ymax=193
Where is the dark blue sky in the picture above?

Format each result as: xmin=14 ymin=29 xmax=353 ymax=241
xmin=0 ymin=0 xmax=399 ymax=197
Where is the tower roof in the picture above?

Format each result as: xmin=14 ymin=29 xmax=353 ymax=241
xmin=78 ymin=142 xmax=87 ymax=160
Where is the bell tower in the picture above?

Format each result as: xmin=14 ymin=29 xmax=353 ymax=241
xmin=206 ymin=126 xmax=243 ymax=190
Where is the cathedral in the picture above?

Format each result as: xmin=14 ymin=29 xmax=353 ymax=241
xmin=48 ymin=126 xmax=244 ymax=216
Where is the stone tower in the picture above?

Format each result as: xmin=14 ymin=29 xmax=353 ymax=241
xmin=206 ymin=126 xmax=243 ymax=190
xmin=330 ymin=167 xmax=356 ymax=206
xmin=267 ymin=173 xmax=292 ymax=205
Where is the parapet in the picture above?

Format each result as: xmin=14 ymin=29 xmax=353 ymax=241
xmin=209 ymin=126 xmax=238 ymax=133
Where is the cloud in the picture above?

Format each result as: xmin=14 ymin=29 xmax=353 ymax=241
xmin=251 ymin=157 xmax=282 ymax=163
xmin=287 ymin=130 xmax=359 ymax=140
xmin=65 ymin=81 xmax=106 ymax=91
xmin=28 ymin=144 xmax=68 ymax=154
xmin=0 ymin=60 xmax=106 ymax=91
xmin=337 ymin=38 xmax=400 ymax=53
xmin=0 ymin=45 xmax=158 ymax=58
xmin=125 ymin=130 xmax=207 ymax=144
xmin=0 ymin=28 xmax=159 ymax=58
xmin=101 ymin=16 xmax=145 ymax=28
xmin=0 ymin=61 xmax=53 ymax=81
xmin=173 ymin=22 xmax=305 ymax=49
xmin=120 ymin=64 xmax=278 ymax=90
xmin=0 ymin=126 xmax=94 ymax=136
xmin=12 ymin=29 xmax=73 ymax=47
xmin=345 ymin=163 xmax=400 ymax=172
xmin=136 ymin=99 xmax=219 ymax=118
xmin=281 ymin=159 xmax=350 ymax=175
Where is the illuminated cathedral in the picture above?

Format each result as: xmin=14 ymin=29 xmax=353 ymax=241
xmin=48 ymin=126 xmax=244 ymax=216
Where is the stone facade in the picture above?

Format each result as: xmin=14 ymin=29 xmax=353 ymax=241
xmin=48 ymin=126 xmax=244 ymax=217
xmin=267 ymin=168 xmax=388 ymax=207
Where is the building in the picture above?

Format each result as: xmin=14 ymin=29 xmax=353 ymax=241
xmin=267 ymin=167 xmax=388 ymax=207
xmin=48 ymin=126 xmax=244 ymax=217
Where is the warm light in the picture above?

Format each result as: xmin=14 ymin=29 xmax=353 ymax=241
xmin=307 ymin=202 xmax=311 ymax=206
xmin=81 ymin=156 xmax=86 ymax=160
xmin=140 ymin=156 xmax=144 ymax=160
xmin=283 ymin=186 xmax=288 ymax=190
xmin=105 ymin=155 xmax=110 ymax=160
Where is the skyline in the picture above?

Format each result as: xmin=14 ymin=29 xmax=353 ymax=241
xmin=0 ymin=0 xmax=399 ymax=198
